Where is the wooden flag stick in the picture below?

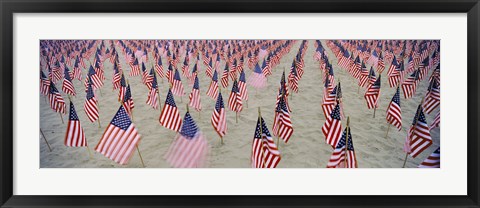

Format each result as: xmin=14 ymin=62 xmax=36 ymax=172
xmin=59 ymin=112 xmax=64 ymax=124
xmin=344 ymin=116 xmax=350 ymax=167
xmin=97 ymin=119 xmax=101 ymax=129
xmin=236 ymin=112 xmax=238 ymax=124
xmin=40 ymin=128 xmax=52 ymax=152
xmin=403 ymin=96 xmax=426 ymax=168
xmin=373 ymin=106 xmax=377 ymax=118
xmin=258 ymin=107 xmax=266 ymax=168
xmin=86 ymin=146 xmax=93 ymax=159
xmin=136 ymin=145 xmax=146 ymax=168
xmin=385 ymin=123 xmax=391 ymax=139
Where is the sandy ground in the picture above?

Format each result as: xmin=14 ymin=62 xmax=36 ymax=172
xmin=40 ymin=40 xmax=440 ymax=168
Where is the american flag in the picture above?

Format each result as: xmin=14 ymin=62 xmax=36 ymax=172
xmin=401 ymin=70 xmax=420 ymax=99
xmin=288 ymin=61 xmax=299 ymax=93
xmin=189 ymin=62 xmax=198 ymax=85
xmin=386 ymin=87 xmax=402 ymax=130
xmin=123 ymin=84 xmax=135 ymax=117
xmin=276 ymin=71 xmax=291 ymax=112
xmin=118 ymin=74 xmax=127 ymax=102
xmin=72 ymin=56 xmax=82 ymax=81
xmin=129 ymin=58 xmax=140 ymax=77
xmin=159 ymin=89 xmax=182 ymax=132
xmin=327 ymin=126 xmax=357 ymax=168
xmin=172 ymin=69 xmax=185 ymax=96
xmin=205 ymin=58 xmax=214 ymax=78
xmin=418 ymin=147 xmax=440 ymax=168
xmin=423 ymin=78 xmax=440 ymax=114
xmin=164 ymin=111 xmax=208 ymax=168
xmin=377 ymin=52 xmax=385 ymax=73
xmin=364 ymin=75 xmax=381 ymax=109
xmin=404 ymin=105 xmax=432 ymax=158
xmin=248 ymin=62 xmax=267 ymax=89
xmin=155 ymin=56 xmax=165 ymax=78
xmin=87 ymin=65 xmax=104 ymax=90
xmin=228 ymin=80 xmax=243 ymax=112
xmin=62 ymin=66 xmax=76 ymax=96
xmin=322 ymin=86 xmax=338 ymax=120
xmin=430 ymin=111 xmax=440 ymax=131
xmin=358 ymin=61 xmax=369 ymax=87
xmin=338 ymin=50 xmax=351 ymax=69
xmin=166 ymin=64 xmax=175 ymax=84
xmin=261 ymin=58 xmax=271 ymax=77
xmin=322 ymin=104 xmax=343 ymax=148
xmin=84 ymin=77 xmax=99 ymax=122
xmin=146 ymin=72 xmax=159 ymax=109
xmin=189 ymin=75 xmax=202 ymax=111
xmin=386 ymin=56 xmax=398 ymax=76
xmin=94 ymin=105 xmax=141 ymax=165
xmin=40 ymin=70 xmax=51 ymax=95
xmin=112 ymin=62 xmax=122 ymax=90
xmin=48 ymin=81 xmax=66 ymax=114
xmin=181 ymin=56 xmax=189 ymax=78
xmin=273 ymin=95 xmax=293 ymax=143
xmin=251 ymin=116 xmax=281 ymax=168
xmin=64 ymin=101 xmax=87 ymax=147
xmin=229 ymin=58 xmax=238 ymax=81
xmin=141 ymin=62 xmax=149 ymax=84
xmin=211 ymin=92 xmax=227 ymax=137
xmin=206 ymin=70 xmax=219 ymax=99
xmin=144 ymin=68 xmax=155 ymax=90
xmin=221 ymin=64 xmax=230 ymax=88
xmin=238 ymin=69 xmax=249 ymax=102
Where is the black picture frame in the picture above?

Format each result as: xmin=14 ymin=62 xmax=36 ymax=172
xmin=1 ymin=0 xmax=479 ymax=207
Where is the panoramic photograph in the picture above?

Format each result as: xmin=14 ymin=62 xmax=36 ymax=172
xmin=39 ymin=39 xmax=440 ymax=168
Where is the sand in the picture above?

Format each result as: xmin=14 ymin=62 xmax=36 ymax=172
xmin=40 ymin=40 xmax=440 ymax=168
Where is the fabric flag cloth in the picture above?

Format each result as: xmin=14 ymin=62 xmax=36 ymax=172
xmin=327 ymin=126 xmax=357 ymax=168
xmin=129 ymin=58 xmax=140 ymax=77
xmin=64 ymin=101 xmax=87 ymax=147
xmin=364 ymin=75 xmax=381 ymax=109
xmin=288 ymin=61 xmax=300 ymax=93
xmin=386 ymin=87 xmax=402 ymax=130
xmin=322 ymin=104 xmax=343 ymax=148
xmin=112 ymin=62 xmax=122 ymax=90
xmin=273 ymin=95 xmax=293 ymax=143
xmin=48 ymin=81 xmax=66 ymax=114
xmin=430 ymin=111 xmax=440 ymax=131
xmin=84 ymin=77 xmax=99 ymax=122
xmin=418 ymin=147 xmax=440 ymax=168
xmin=322 ymin=85 xmax=338 ymax=120
xmin=62 ymin=66 xmax=76 ymax=96
xmin=123 ymin=84 xmax=135 ymax=117
xmin=221 ymin=65 xmax=230 ymax=88
xmin=404 ymin=105 xmax=432 ymax=158
xmin=172 ymin=69 xmax=186 ymax=96
xmin=211 ymin=92 xmax=227 ymax=138
xmin=189 ymin=75 xmax=202 ymax=111
xmin=228 ymin=80 xmax=243 ymax=113
xmin=402 ymin=70 xmax=420 ymax=99
xmin=155 ymin=56 xmax=165 ymax=78
xmin=423 ymin=78 xmax=440 ymax=114
xmin=87 ymin=65 xmax=104 ymax=90
xmin=206 ymin=70 xmax=219 ymax=99
xmin=159 ymin=89 xmax=182 ymax=132
xmin=94 ymin=105 xmax=141 ymax=165
xmin=164 ymin=112 xmax=208 ymax=168
xmin=248 ymin=62 xmax=267 ymax=89
xmin=251 ymin=116 xmax=281 ymax=168
xmin=238 ymin=69 xmax=249 ymax=102
xmin=146 ymin=71 xmax=159 ymax=109
xmin=40 ymin=71 xmax=51 ymax=95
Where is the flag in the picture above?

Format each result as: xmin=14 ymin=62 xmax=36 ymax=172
xmin=84 ymin=77 xmax=99 ymax=122
xmin=364 ymin=75 xmax=381 ymax=109
xmin=248 ymin=62 xmax=267 ymax=89
xmin=64 ymin=101 xmax=87 ymax=147
xmin=386 ymin=87 xmax=402 ymax=130
xmin=155 ymin=56 xmax=165 ymax=78
xmin=377 ymin=52 xmax=385 ymax=73
xmin=221 ymin=64 xmax=230 ymax=88
xmin=430 ymin=111 xmax=440 ymax=131
xmin=251 ymin=116 xmax=281 ymax=168
xmin=164 ymin=111 xmax=208 ymax=168
xmin=118 ymin=74 xmax=127 ymax=102
xmin=401 ymin=70 xmax=420 ymax=99
xmin=159 ymin=89 xmax=182 ymax=132
xmin=146 ymin=72 xmax=159 ymax=109
xmin=87 ymin=65 xmax=104 ymax=89
xmin=206 ymin=58 xmax=214 ymax=78
xmin=172 ymin=69 xmax=185 ymax=96
xmin=238 ymin=69 xmax=249 ymax=102
xmin=72 ymin=56 xmax=82 ymax=81
xmin=206 ymin=70 xmax=219 ymax=99
xmin=112 ymin=62 xmax=122 ymax=90
xmin=273 ymin=95 xmax=293 ymax=143
xmin=40 ymin=70 xmax=51 ymax=95
xmin=94 ymin=105 xmax=141 ymax=165
xmin=211 ymin=92 xmax=227 ymax=137
xmin=418 ymin=147 xmax=440 ymax=168
xmin=387 ymin=56 xmax=398 ymax=76
xmin=322 ymin=85 xmax=338 ymax=120
xmin=423 ymin=78 xmax=440 ymax=114
xmin=288 ymin=61 xmax=299 ymax=93
xmin=62 ymin=66 xmax=76 ymax=96
xmin=322 ymin=104 xmax=343 ymax=148
xmin=123 ymin=84 xmax=135 ymax=117
xmin=189 ymin=75 xmax=202 ymax=111
xmin=129 ymin=58 xmax=140 ymax=77
xmin=166 ymin=64 xmax=175 ymax=84
xmin=228 ymin=80 xmax=243 ymax=112
xmin=327 ymin=126 xmax=357 ymax=168
xmin=404 ymin=105 xmax=432 ymax=158
xmin=48 ymin=81 xmax=66 ymax=114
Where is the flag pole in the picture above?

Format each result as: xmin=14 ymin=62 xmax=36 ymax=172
xmin=403 ymin=96 xmax=426 ymax=168
xmin=385 ymin=123 xmax=391 ymax=139
xmin=136 ymin=145 xmax=146 ymax=168
xmin=236 ymin=112 xmax=238 ymax=124
xmin=344 ymin=116 xmax=350 ymax=167
xmin=59 ymin=112 xmax=64 ymax=124
xmin=258 ymin=107 xmax=266 ymax=168
xmin=86 ymin=146 xmax=93 ymax=159
xmin=40 ymin=128 xmax=52 ymax=152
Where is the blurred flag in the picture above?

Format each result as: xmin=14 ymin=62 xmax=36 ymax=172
xmin=404 ymin=105 xmax=432 ymax=158
xmin=189 ymin=75 xmax=202 ymax=111
xmin=327 ymin=126 xmax=357 ymax=168
xmin=146 ymin=72 xmax=159 ymax=109
xmin=248 ymin=62 xmax=267 ymax=89
xmin=211 ymin=92 xmax=227 ymax=137
xmin=48 ymin=81 xmax=66 ymax=114
xmin=273 ymin=95 xmax=293 ymax=143
xmin=364 ymin=75 xmax=381 ymax=109
xmin=418 ymin=147 xmax=440 ymax=168
xmin=386 ymin=87 xmax=402 ymax=130
xmin=423 ymin=78 xmax=440 ymax=114
xmin=123 ymin=84 xmax=135 ymax=117
xmin=228 ymin=80 xmax=242 ymax=113
xmin=251 ymin=116 xmax=281 ymax=168
xmin=64 ymin=101 xmax=87 ymax=147
xmin=322 ymin=104 xmax=342 ymax=148
xmin=159 ymin=89 xmax=182 ymax=132
xmin=206 ymin=70 xmax=219 ymax=99
xmin=84 ymin=77 xmax=99 ymax=122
